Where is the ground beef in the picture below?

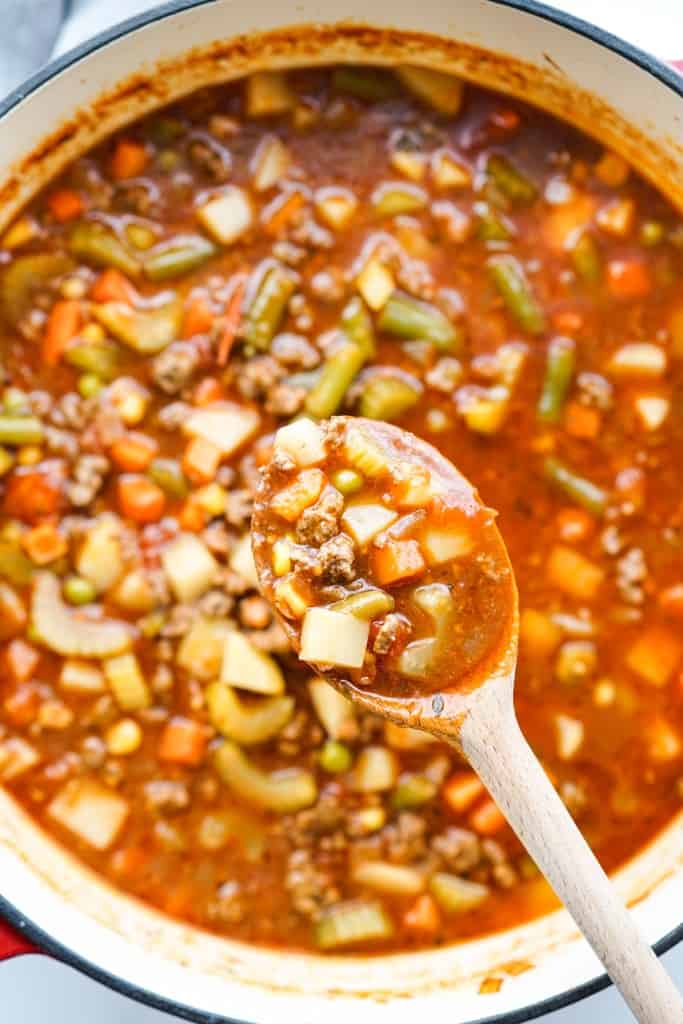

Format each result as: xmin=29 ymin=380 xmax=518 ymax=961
xmin=207 ymin=881 xmax=244 ymax=924
xmin=115 ymin=181 xmax=159 ymax=216
xmin=382 ymin=811 xmax=428 ymax=864
xmin=66 ymin=454 xmax=110 ymax=507
xmin=616 ymin=547 xmax=647 ymax=605
xmin=373 ymin=613 xmax=409 ymax=655
xmin=50 ymin=392 xmax=89 ymax=430
xmin=235 ymin=356 xmax=284 ymax=401
xmin=431 ymin=827 xmax=482 ymax=873
xmin=271 ymin=240 xmax=307 ymax=266
xmin=290 ymin=215 xmax=334 ymax=250
xmin=316 ymin=534 xmax=356 ymax=584
xmin=425 ymin=356 xmax=464 ymax=393
xmin=201 ymin=520 xmax=234 ymax=556
xmin=238 ymin=595 xmax=271 ymax=629
xmin=285 ymin=848 xmax=338 ymax=920
xmin=143 ymin=779 xmax=190 ymax=814
xmin=188 ymin=137 xmax=232 ymax=181
xmin=309 ymin=269 xmax=346 ymax=303
xmin=44 ymin=426 xmax=78 ymax=458
xmin=265 ymin=382 xmax=306 ymax=417
xmin=152 ymin=343 xmax=199 ymax=394
xmin=198 ymin=589 xmax=234 ymax=618
xmin=246 ymin=622 xmax=289 ymax=654
xmin=577 ymin=371 xmax=613 ymax=410
xmin=271 ymin=332 xmax=321 ymax=369
xmin=157 ymin=401 xmax=191 ymax=431
xmin=160 ymin=604 xmax=197 ymax=638
xmin=295 ymin=487 xmax=344 ymax=546
xmin=224 ymin=488 xmax=253 ymax=528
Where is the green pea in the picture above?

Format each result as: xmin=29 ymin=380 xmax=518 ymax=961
xmin=332 ymin=468 xmax=363 ymax=495
xmin=77 ymin=373 xmax=103 ymax=399
xmin=63 ymin=575 xmax=97 ymax=606
xmin=318 ymin=740 xmax=353 ymax=774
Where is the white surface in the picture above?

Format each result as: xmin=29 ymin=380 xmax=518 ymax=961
xmin=3 ymin=1 xmax=683 ymax=1022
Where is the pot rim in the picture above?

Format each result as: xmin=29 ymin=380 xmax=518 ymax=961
xmin=0 ymin=1 xmax=682 ymax=1021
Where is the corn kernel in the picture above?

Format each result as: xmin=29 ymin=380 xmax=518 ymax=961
xmin=60 ymin=277 xmax=88 ymax=300
xmin=106 ymin=718 xmax=143 ymax=756
xmin=17 ymin=445 xmax=42 ymax=466
xmin=272 ymin=538 xmax=292 ymax=576
xmin=195 ymin=483 xmax=226 ymax=516
xmin=81 ymin=322 xmax=106 ymax=344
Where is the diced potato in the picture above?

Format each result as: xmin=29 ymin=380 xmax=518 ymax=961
xmin=457 ymin=385 xmax=510 ymax=435
xmin=229 ymin=533 xmax=260 ymax=589
xmin=104 ymin=652 xmax=150 ymax=711
xmin=300 ymin=607 xmax=370 ymax=669
xmin=396 ymin=66 xmax=464 ymax=116
xmin=59 ymin=659 xmax=106 ymax=694
xmin=309 ymin=677 xmax=357 ymax=739
xmin=555 ymin=714 xmax=585 ymax=760
xmin=351 ymin=745 xmax=398 ymax=792
xmin=352 ymin=860 xmax=425 ymax=895
xmin=546 ymin=545 xmax=604 ymax=600
xmin=48 ymin=778 xmax=129 ymax=850
xmin=389 ymin=150 xmax=427 ymax=182
xmin=634 ymin=395 xmax=670 ymax=431
xmin=341 ymin=503 xmax=398 ymax=548
xmin=271 ymin=468 xmax=325 ymax=522
xmin=75 ymin=517 xmax=123 ymax=593
xmin=646 ymin=717 xmax=681 ymax=762
xmin=177 ymin=617 xmax=232 ymax=681
xmin=197 ymin=187 xmax=253 ymax=245
xmin=0 ymin=736 xmax=40 ymax=780
xmin=314 ymin=187 xmax=358 ymax=230
xmin=251 ymin=135 xmax=291 ymax=192
xmin=111 ymin=569 xmax=156 ymax=613
xmin=420 ymin=526 xmax=473 ymax=565
xmin=221 ymin=632 xmax=285 ymax=694
xmin=596 ymin=198 xmax=635 ymax=238
xmin=431 ymin=150 xmax=472 ymax=190
xmin=608 ymin=343 xmax=667 ymax=378
xmin=555 ymin=640 xmax=597 ymax=684
xmin=162 ymin=533 xmax=217 ymax=603
xmin=429 ymin=872 xmax=489 ymax=913
xmin=275 ymin=418 xmax=327 ymax=467
xmin=357 ymin=259 xmax=395 ymax=311
xmin=520 ymin=609 xmax=563 ymax=659
xmin=184 ymin=402 xmax=260 ymax=456
xmin=246 ymin=71 xmax=295 ymax=117
xmin=625 ymin=626 xmax=682 ymax=687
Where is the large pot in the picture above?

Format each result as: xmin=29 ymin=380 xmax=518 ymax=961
xmin=0 ymin=2 xmax=682 ymax=1021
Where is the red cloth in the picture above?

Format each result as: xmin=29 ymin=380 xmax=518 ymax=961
xmin=0 ymin=919 xmax=36 ymax=959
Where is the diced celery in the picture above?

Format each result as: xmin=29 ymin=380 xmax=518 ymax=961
xmin=397 ymin=638 xmax=438 ymax=679
xmin=214 ymin=740 xmax=316 ymax=812
xmin=300 ymin=607 xmax=370 ymax=669
xmin=358 ymin=371 xmax=422 ymax=421
xmin=143 ymin=233 xmax=216 ymax=281
xmin=392 ymin=773 xmax=437 ymax=809
xmin=69 ymin=222 xmax=140 ymax=277
xmin=92 ymin=299 xmax=182 ymax=354
xmin=343 ymin=424 xmax=390 ymax=477
xmin=32 ymin=572 xmax=131 ymax=658
xmin=221 ymin=632 xmax=285 ymax=694
xmin=161 ymin=533 xmax=217 ymax=603
xmin=429 ymin=872 xmax=489 ymax=913
xmin=315 ymin=900 xmax=393 ymax=949
xmin=207 ymin=682 xmax=293 ymax=744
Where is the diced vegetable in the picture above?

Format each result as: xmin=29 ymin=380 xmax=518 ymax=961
xmin=93 ymin=299 xmax=181 ymax=354
xmin=318 ymin=739 xmax=353 ymax=773
xmin=420 ymin=526 xmax=473 ymax=565
xmin=214 ymin=740 xmax=316 ymax=812
xmin=183 ymin=402 xmax=260 ymax=457
xmin=555 ymin=714 xmax=585 ymax=760
xmin=176 ymin=617 xmax=232 ymax=680
xmin=75 ymin=517 xmax=123 ymax=593
xmin=315 ymin=900 xmax=393 ymax=949
xmin=0 ymin=416 xmax=44 ymax=446
xmin=488 ymin=255 xmax=546 ymax=335
xmin=245 ymin=72 xmax=295 ymax=117
xmin=543 ymin=458 xmax=607 ymax=516
xmin=358 ymin=371 xmax=422 ymax=421
xmin=384 ymin=721 xmax=436 ymax=750
xmin=48 ymin=778 xmax=129 ymax=849
xmin=275 ymin=418 xmax=326 ymax=467
xmin=520 ymin=609 xmax=562 ymax=659
xmin=634 ymin=395 xmax=670 ymax=431
xmin=68 ymin=222 xmax=140 ymax=277
xmin=469 ymin=799 xmax=506 ymax=835
xmin=341 ymin=504 xmax=398 ymax=549
xmin=329 ymin=589 xmax=395 ymax=620
xmin=396 ymin=66 xmax=464 ymax=115
xmin=555 ymin=641 xmax=597 ymax=684
xmin=571 ymin=232 xmax=602 ymax=284
xmin=161 ymin=533 xmax=217 ymax=602
xmin=442 ymin=772 xmax=485 ymax=814
xmin=0 ymin=581 xmax=27 ymax=640
xmin=117 ymin=475 xmax=166 ymax=524
xmin=625 ymin=627 xmax=682 ymax=687
xmin=351 ymin=745 xmax=398 ymax=792
xmin=372 ymin=538 xmax=426 ymax=587
xmin=1 ymin=253 xmax=74 ymax=326
xmin=300 ymin=606 xmax=370 ymax=669
xmin=242 ymin=264 xmax=296 ymax=350
xmin=371 ymin=182 xmax=427 ymax=218
xmin=251 ymin=135 xmax=291 ymax=191
xmin=65 ymin=338 xmax=120 ymax=380
xmin=59 ymin=659 xmax=106 ymax=694
xmin=392 ymin=773 xmax=437 ymax=809
xmin=197 ymin=810 xmax=265 ymax=860
xmin=431 ymin=150 xmax=471 ymax=190
xmin=429 ymin=872 xmax=489 ymax=913
xmin=486 ymin=154 xmax=537 ymax=204
xmin=143 ymin=233 xmax=216 ymax=281
xmin=104 ymin=652 xmax=150 ymax=711
xmin=646 ymin=718 xmax=681 ymax=762
xmin=357 ymin=259 xmax=395 ymax=310
xmin=229 ymin=533 xmax=260 ymax=589
xmin=332 ymin=65 xmax=398 ymax=100
xmin=607 ymin=343 xmax=666 ymax=378
xmin=397 ymin=638 xmax=437 ymax=679
xmin=314 ymin=187 xmax=358 ymax=230
xmin=343 ymin=424 xmax=390 ymax=477
xmin=271 ymin=468 xmax=326 ymax=521
xmin=221 ymin=632 xmax=285 ymax=694
xmin=207 ymin=683 xmax=293 ymax=745
xmin=197 ymin=188 xmax=253 ymax=245
xmin=537 ymin=337 xmax=576 ymax=423
xmin=378 ymin=291 xmax=461 ymax=352
xmin=353 ymin=860 xmax=425 ymax=894
xmin=0 ymin=737 xmax=40 ymax=781
xmin=32 ymin=572 xmax=131 ymax=658
xmin=309 ymin=677 xmax=357 ymax=739
xmin=546 ymin=545 xmax=604 ymax=600
xmin=304 ymin=341 xmax=366 ymax=419
xmin=158 ymin=716 xmax=208 ymax=765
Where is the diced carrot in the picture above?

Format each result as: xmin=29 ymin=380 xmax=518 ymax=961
xmin=43 ymin=299 xmax=82 ymax=366
xmin=469 ymin=798 xmax=506 ymax=836
xmin=4 ymin=468 xmax=64 ymax=523
xmin=193 ymin=377 xmax=223 ymax=406
xmin=594 ymin=150 xmax=630 ymax=188
xmin=519 ymin=609 xmax=562 ymax=659
xmin=3 ymin=681 xmax=42 ymax=725
xmin=163 ymin=884 xmax=195 ymax=917
xmin=117 ymin=475 xmax=166 ymax=524
xmin=182 ymin=295 xmax=215 ymax=339
xmin=110 ymin=138 xmax=148 ymax=180
xmin=91 ymin=268 xmax=137 ymax=305
xmin=217 ymin=274 xmax=247 ymax=366
xmin=262 ymin=190 xmax=305 ymax=237
xmin=403 ymin=894 xmax=440 ymax=934
xmin=182 ymin=437 xmax=222 ymax=485
xmin=555 ymin=507 xmax=595 ymax=543
xmin=271 ymin=469 xmax=325 ymax=522
xmin=564 ymin=401 xmax=601 ymax=440
xmin=20 ymin=523 xmax=67 ymax=565
xmin=546 ymin=545 xmax=604 ymax=600
xmin=158 ymin=716 xmax=208 ymax=765
xmin=488 ymin=108 xmax=521 ymax=137
xmin=442 ymin=771 xmax=485 ymax=814
xmin=110 ymin=845 xmax=151 ymax=876
xmin=178 ymin=498 xmax=206 ymax=532
xmin=659 ymin=584 xmax=683 ymax=621
xmin=3 ymin=639 xmax=39 ymax=683
xmin=606 ymin=258 xmax=652 ymax=300
xmin=47 ymin=189 xmax=84 ymax=223
xmin=110 ymin=433 xmax=158 ymax=472
xmin=543 ymin=194 xmax=595 ymax=251
xmin=552 ymin=310 xmax=584 ymax=335
xmin=625 ymin=626 xmax=682 ymax=687
xmin=372 ymin=539 xmax=426 ymax=587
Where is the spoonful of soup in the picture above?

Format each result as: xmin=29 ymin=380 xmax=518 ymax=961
xmin=252 ymin=415 xmax=682 ymax=1024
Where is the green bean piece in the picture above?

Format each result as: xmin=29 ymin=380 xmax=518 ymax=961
xmin=378 ymin=291 xmax=462 ymax=352
xmin=488 ymin=255 xmax=546 ymax=336
xmin=0 ymin=253 xmax=74 ymax=326
xmin=372 ymin=184 xmax=427 ymax=218
xmin=331 ymin=468 xmax=363 ymax=495
xmin=329 ymin=589 xmax=395 ymax=620
xmin=319 ymin=740 xmax=353 ymax=774
xmin=68 ymin=222 xmax=141 ymax=277
xmin=543 ymin=457 xmax=607 ymax=516
xmin=304 ymin=342 xmax=366 ymax=419
xmin=143 ymin=234 xmax=216 ymax=282
xmin=0 ymin=541 xmax=34 ymax=585
xmin=486 ymin=154 xmax=537 ymax=205
xmin=475 ymin=203 xmax=514 ymax=242
xmin=63 ymin=575 xmax=97 ymax=606
xmin=0 ymin=416 xmax=44 ymax=446
xmin=391 ymin=773 xmax=437 ymax=809
xmin=148 ymin=458 xmax=189 ymax=498
xmin=537 ymin=336 xmax=576 ymax=424
xmin=341 ymin=296 xmax=376 ymax=358
xmin=332 ymin=66 xmax=398 ymax=101
xmin=243 ymin=265 xmax=296 ymax=351
xmin=358 ymin=372 xmax=422 ymax=421
xmin=65 ymin=339 xmax=120 ymax=380
xmin=92 ymin=300 xmax=182 ymax=354
xmin=571 ymin=232 xmax=602 ymax=284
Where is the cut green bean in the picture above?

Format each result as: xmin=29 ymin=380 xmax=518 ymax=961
xmin=144 ymin=234 xmax=216 ymax=281
xmin=488 ymin=255 xmax=546 ymax=335
xmin=372 ymin=184 xmax=427 ymax=218
xmin=0 ymin=416 xmax=44 ymax=446
xmin=341 ymin=296 xmax=376 ymax=358
xmin=571 ymin=232 xmax=602 ymax=284
xmin=68 ymin=222 xmax=141 ymax=277
xmin=65 ymin=339 xmax=120 ymax=380
xmin=243 ymin=265 xmax=296 ymax=350
xmin=329 ymin=589 xmax=395 ymax=620
xmin=332 ymin=66 xmax=398 ymax=101
xmin=378 ymin=291 xmax=462 ymax=352
xmin=543 ymin=457 xmax=607 ymax=516
xmin=358 ymin=371 xmax=422 ymax=421
xmin=475 ymin=203 xmax=514 ymax=242
xmin=537 ymin=336 xmax=576 ymax=424
xmin=486 ymin=154 xmax=537 ymax=205
xmin=304 ymin=341 xmax=366 ymax=419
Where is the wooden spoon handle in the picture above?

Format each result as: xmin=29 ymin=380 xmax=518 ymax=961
xmin=458 ymin=688 xmax=683 ymax=1023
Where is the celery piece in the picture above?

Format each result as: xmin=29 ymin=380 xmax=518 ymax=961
xmin=144 ymin=233 xmax=216 ymax=281
xmin=486 ymin=154 xmax=537 ymax=205
xmin=315 ymin=901 xmax=394 ymax=949
xmin=358 ymin=371 xmax=422 ymax=421
xmin=69 ymin=222 xmax=141 ymax=277
xmin=214 ymin=740 xmax=317 ymax=812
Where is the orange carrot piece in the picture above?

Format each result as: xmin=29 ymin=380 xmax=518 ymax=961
xmin=193 ymin=377 xmax=223 ymax=406
xmin=606 ymin=258 xmax=652 ymax=300
xmin=91 ymin=268 xmax=137 ymax=305
xmin=625 ymin=626 xmax=682 ymax=687
xmin=372 ymin=539 xmax=426 ymax=587
xmin=217 ymin=275 xmax=247 ymax=367
xmin=158 ymin=716 xmax=208 ymax=765
xmin=182 ymin=295 xmax=215 ymax=339
xmin=110 ymin=138 xmax=148 ymax=180
xmin=555 ymin=506 xmax=595 ymax=544
xmin=442 ymin=772 xmax=485 ymax=814
xmin=469 ymin=798 xmax=506 ymax=836
xmin=178 ymin=498 xmax=206 ymax=532
xmin=403 ymin=894 xmax=440 ymax=934
xmin=43 ymin=299 xmax=82 ymax=366
xmin=117 ymin=475 xmax=166 ymax=524
xmin=262 ymin=190 xmax=305 ymax=237
xmin=47 ymin=189 xmax=84 ymax=223
xmin=3 ymin=640 xmax=39 ymax=683
xmin=182 ymin=437 xmax=222 ymax=485
xmin=564 ymin=401 xmax=601 ymax=440
xmin=3 ymin=469 xmax=63 ymax=523
xmin=109 ymin=433 xmax=158 ymax=472
xmin=3 ymin=681 xmax=41 ymax=725
xmin=21 ymin=523 xmax=67 ymax=565
xmin=659 ymin=584 xmax=683 ymax=621
xmin=552 ymin=310 xmax=584 ymax=335
xmin=110 ymin=846 xmax=151 ymax=876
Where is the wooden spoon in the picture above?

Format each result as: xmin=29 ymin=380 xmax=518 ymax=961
xmin=252 ymin=416 xmax=683 ymax=1022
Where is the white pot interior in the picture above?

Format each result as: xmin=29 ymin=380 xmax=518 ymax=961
xmin=0 ymin=2 xmax=682 ymax=1021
